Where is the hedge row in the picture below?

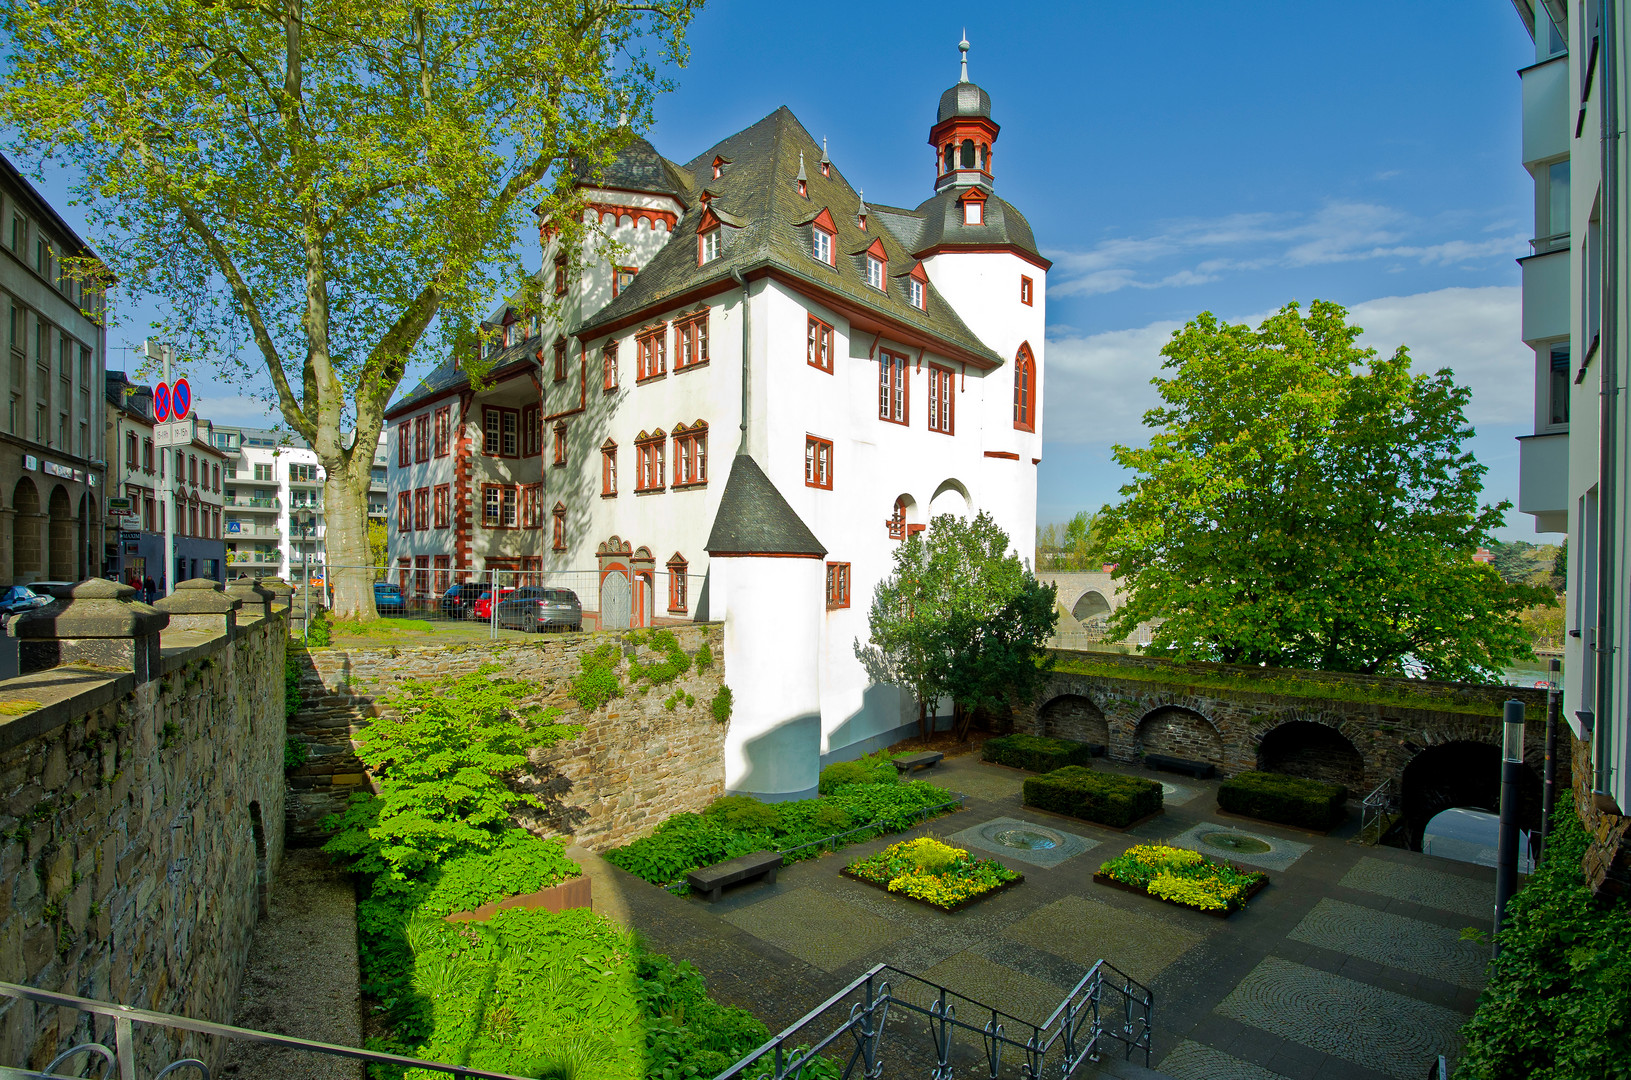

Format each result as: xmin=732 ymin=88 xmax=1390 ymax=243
xmin=1022 ymin=765 xmax=1162 ymax=828
xmin=1217 ymin=770 xmax=1348 ymax=831
xmin=984 ymin=733 xmax=1099 ymax=773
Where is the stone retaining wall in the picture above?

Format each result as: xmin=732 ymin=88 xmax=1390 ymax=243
xmin=287 ymin=624 xmax=727 ymax=851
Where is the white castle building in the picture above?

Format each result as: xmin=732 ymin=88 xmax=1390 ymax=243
xmin=387 ymin=43 xmax=1046 ymax=797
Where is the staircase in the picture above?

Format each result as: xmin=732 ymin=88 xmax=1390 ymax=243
xmin=715 ymin=960 xmax=1160 ymax=1080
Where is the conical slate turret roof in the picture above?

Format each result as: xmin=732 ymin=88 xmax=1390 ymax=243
xmin=706 ymin=454 xmax=826 ymax=558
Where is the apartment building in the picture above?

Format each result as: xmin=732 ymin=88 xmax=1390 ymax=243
xmin=0 ymin=152 xmax=108 ymax=585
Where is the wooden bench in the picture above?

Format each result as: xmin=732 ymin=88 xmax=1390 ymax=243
xmin=892 ymin=751 xmax=944 ymax=776
xmin=1143 ymin=753 xmax=1216 ymax=779
xmin=685 ymin=850 xmax=783 ymax=902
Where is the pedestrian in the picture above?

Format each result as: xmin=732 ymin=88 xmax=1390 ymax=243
xmin=143 ymin=577 xmax=156 ymax=604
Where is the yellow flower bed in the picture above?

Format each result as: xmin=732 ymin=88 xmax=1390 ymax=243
xmin=845 ymin=837 xmax=1021 ymax=910
xmin=1097 ymin=844 xmax=1266 ymax=913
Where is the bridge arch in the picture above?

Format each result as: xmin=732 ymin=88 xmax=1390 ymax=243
xmin=1036 ymin=694 xmax=1108 ymax=747
xmin=1256 ymin=719 xmax=1365 ymax=790
xmin=1134 ymin=705 xmax=1223 ymax=768
xmin=1070 ymin=589 xmax=1112 ymax=623
xmin=1400 ymin=739 xmax=1543 ymax=850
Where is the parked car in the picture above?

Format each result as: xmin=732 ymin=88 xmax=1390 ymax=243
xmin=495 ymin=587 xmax=582 ymax=633
xmin=439 ymin=582 xmax=490 ymax=619
xmin=472 ymin=588 xmax=514 ymax=621
xmin=373 ymin=582 xmax=406 ymax=615
xmin=0 ymin=585 xmax=51 ymax=619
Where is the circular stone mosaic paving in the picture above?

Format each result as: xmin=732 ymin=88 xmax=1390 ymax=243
xmin=1202 ymin=832 xmax=1273 ymax=855
xmin=989 ymin=826 xmax=1061 ymax=851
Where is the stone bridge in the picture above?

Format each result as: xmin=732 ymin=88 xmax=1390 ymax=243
xmin=1022 ymin=650 xmax=1561 ymax=845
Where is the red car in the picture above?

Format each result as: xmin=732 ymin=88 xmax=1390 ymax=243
xmin=472 ymin=588 xmax=514 ymax=621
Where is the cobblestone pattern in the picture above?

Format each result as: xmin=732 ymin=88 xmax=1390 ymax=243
xmin=1020 ymin=653 xmax=1562 ymax=796
xmin=285 ymin=625 xmax=727 ymax=851
xmin=1287 ymin=899 xmax=1487 ymax=989
xmin=0 ymin=615 xmax=287 ymax=1075
xmin=1338 ymin=857 xmax=1490 ymax=921
xmin=1035 ymin=694 xmax=1108 ymax=746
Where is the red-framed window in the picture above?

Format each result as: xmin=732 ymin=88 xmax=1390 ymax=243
xmin=636 ymin=432 xmax=666 ymax=492
xmin=414 ymin=415 xmax=429 ymax=462
xmin=396 ymin=556 xmax=412 ymax=592
xmin=698 ymin=227 xmax=721 ymax=265
xmin=613 ymin=266 xmax=637 ymax=298
xmin=825 ymin=562 xmax=850 ymax=609
xmin=879 ymin=351 xmax=909 ymax=424
xmin=865 ymin=254 xmax=885 ymax=291
xmin=636 ymin=325 xmax=667 ymax=382
xmin=668 ymin=554 xmax=688 ymax=613
xmin=521 ymin=404 xmax=541 ymax=458
xmin=601 ymin=441 xmax=617 ymax=496
xmin=673 ymin=422 xmax=708 ymax=487
xmin=927 ymin=364 xmax=955 ymax=435
xmin=909 ymin=278 xmax=925 ymax=310
xmin=552 ymin=502 xmax=567 ymax=549
xmin=1013 ymin=343 xmax=1036 ymax=432
xmin=483 ymin=483 xmax=518 ymax=528
xmin=521 ymin=484 xmax=542 ymax=529
xmin=554 ymin=255 xmax=567 ymax=296
xmin=553 ymin=422 xmax=568 ymax=466
xmin=1020 ymin=275 xmax=1034 ymax=306
xmin=433 ymin=484 xmax=449 ymax=528
xmin=433 ymin=407 xmax=450 ymax=457
xmin=396 ymin=491 xmax=411 ymax=531
xmin=603 ymin=341 xmax=619 ymax=392
xmin=433 ymin=555 xmax=451 ymax=595
xmin=807 ymin=316 xmax=833 ymax=373
xmin=812 ymin=225 xmax=834 ymax=266
xmin=413 ymin=487 xmax=429 ymax=530
xmin=887 ymin=497 xmax=906 ymax=540
xmin=675 ymin=312 xmax=709 ymax=370
xmin=482 ymin=406 xmax=519 ymax=456
xmin=553 ymin=338 xmax=568 ymax=382
xmin=397 ymin=422 xmax=411 ymax=466
xmin=413 ymin=555 xmax=430 ymax=597
xmin=805 ymin=435 xmax=833 ymax=489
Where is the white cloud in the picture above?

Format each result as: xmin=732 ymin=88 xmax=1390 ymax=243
xmin=1042 ymin=285 xmax=1529 ymax=445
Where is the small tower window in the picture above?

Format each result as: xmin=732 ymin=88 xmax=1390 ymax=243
xmin=943 ymin=145 xmax=955 ymax=173
xmin=1020 ymin=276 xmax=1033 ymax=306
xmin=909 ymin=278 xmax=925 ymax=310
xmin=964 ymin=200 xmax=983 ymax=226
xmin=960 ymin=139 xmax=976 ymax=169
xmin=813 ymin=227 xmax=833 ymax=266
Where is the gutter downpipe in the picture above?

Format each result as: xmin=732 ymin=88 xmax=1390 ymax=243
xmin=731 ymin=268 xmax=751 ymax=454
xmin=1599 ymin=0 xmax=1622 ymax=797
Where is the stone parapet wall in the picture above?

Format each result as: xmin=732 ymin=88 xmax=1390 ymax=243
xmin=1572 ymin=734 xmax=1631 ymax=900
xmin=287 ymin=625 xmax=727 ymax=851
xmin=0 ymin=611 xmax=287 ymax=1073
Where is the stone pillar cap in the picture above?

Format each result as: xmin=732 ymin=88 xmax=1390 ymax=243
xmin=13 ymin=578 xmax=170 ymax=639
xmin=155 ymin=578 xmax=241 ymax=614
xmin=258 ymin=577 xmax=294 ymax=597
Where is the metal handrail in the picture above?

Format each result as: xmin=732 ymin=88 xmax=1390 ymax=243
xmin=714 ymin=959 xmax=1153 ymax=1080
xmin=0 ymin=982 xmax=535 ymax=1080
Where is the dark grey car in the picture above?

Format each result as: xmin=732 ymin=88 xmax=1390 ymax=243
xmin=495 ymin=587 xmax=582 ymax=632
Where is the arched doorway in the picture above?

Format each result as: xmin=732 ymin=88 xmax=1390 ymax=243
xmin=1135 ymin=706 xmax=1223 ymax=767
xmin=1037 ymin=694 xmax=1108 ymax=748
xmin=1400 ymin=740 xmax=1542 ymax=850
xmin=11 ymin=478 xmax=40 ymax=581
xmin=1257 ymin=721 xmax=1365 ymax=790
xmin=601 ymin=569 xmax=632 ymax=629
xmin=929 ymin=479 xmax=970 ymax=520
xmin=46 ymin=485 xmax=73 ymax=582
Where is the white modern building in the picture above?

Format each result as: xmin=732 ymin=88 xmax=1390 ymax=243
xmin=388 ymin=43 xmax=1046 ymax=798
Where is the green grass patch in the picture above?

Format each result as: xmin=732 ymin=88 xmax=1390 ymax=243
xmin=0 ymin=700 xmax=42 ymax=716
xmin=1217 ymin=771 xmax=1347 ymax=831
xmin=330 ymin=617 xmax=435 ymax=638
xmin=1022 ymin=765 xmax=1162 ymax=828
xmin=983 ymin=732 xmax=1099 ymax=772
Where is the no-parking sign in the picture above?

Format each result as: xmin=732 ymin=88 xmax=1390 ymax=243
xmin=153 ymin=383 xmax=171 ymax=422
xmin=173 ymin=378 xmax=191 ymax=421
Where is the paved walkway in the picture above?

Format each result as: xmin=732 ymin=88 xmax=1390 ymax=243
xmin=575 ymin=753 xmax=1495 ymax=1080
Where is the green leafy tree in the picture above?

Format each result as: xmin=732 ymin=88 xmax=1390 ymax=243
xmin=1037 ymin=509 xmax=1104 ymax=571
xmin=0 ymin=0 xmax=697 ymax=617
xmin=1093 ymin=300 xmax=1551 ymax=680
xmin=860 ymin=512 xmax=1058 ymax=740
xmin=366 ymin=519 xmax=388 ymax=578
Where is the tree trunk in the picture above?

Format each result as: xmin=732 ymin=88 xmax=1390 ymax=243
xmin=321 ymin=467 xmax=377 ymax=620
xmin=917 ymin=698 xmax=928 ymax=741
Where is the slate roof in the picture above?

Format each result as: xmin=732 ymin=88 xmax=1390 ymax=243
xmin=570 ymin=134 xmax=693 ymax=203
xmin=384 ymin=342 xmax=539 ymax=419
xmin=906 ymin=184 xmax=1044 ymax=263
xmin=937 ymin=80 xmax=992 ymax=123
xmin=571 ymin=107 xmax=1002 ymax=367
xmin=705 ymin=453 xmax=826 ymax=558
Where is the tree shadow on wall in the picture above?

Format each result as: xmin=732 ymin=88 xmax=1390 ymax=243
xmin=512 ymin=764 xmax=591 ymax=838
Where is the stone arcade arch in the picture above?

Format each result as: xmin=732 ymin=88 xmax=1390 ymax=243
xmin=46 ymin=485 xmax=73 ymax=582
xmin=1070 ymin=590 xmax=1111 ymax=624
xmin=1134 ymin=706 xmax=1224 ymax=767
xmin=11 ymin=478 xmax=40 ymax=581
xmin=1256 ymin=720 xmax=1366 ymax=789
xmin=1036 ymin=694 xmax=1108 ymax=748
xmin=1400 ymin=740 xmax=1543 ymax=850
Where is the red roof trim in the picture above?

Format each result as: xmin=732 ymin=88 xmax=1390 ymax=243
xmin=914 ymin=243 xmax=1053 ymax=271
xmin=811 ymin=207 xmax=837 ymax=233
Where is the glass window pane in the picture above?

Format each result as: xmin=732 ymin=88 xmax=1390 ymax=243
xmin=1548 ymin=160 xmax=1570 ymax=236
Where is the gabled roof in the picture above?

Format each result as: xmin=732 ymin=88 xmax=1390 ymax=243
xmin=572 ymin=107 xmax=1001 ymax=367
xmin=706 ymin=453 xmax=826 ymax=558
xmin=384 ymin=339 xmax=539 ymax=419
xmin=571 ymin=135 xmax=693 ymax=203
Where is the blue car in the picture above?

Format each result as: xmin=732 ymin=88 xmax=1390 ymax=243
xmin=373 ymin=582 xmax=406 ymax=614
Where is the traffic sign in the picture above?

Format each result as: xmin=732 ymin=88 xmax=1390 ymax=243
xmin=154 ymin=419 xmax=193 ymax=447
xmin=153 ymin=383 xmax=171 ymax=422
xmin=173 ymin=378 xmax=191 ymax=420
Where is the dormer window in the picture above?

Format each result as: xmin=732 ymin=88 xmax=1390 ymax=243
xmin=813 ymin=227 xmax=832 ymax=265
xmin=699 ymin=226 xmax=721 ymax=264
xmin=964 ymin=200 xmax=983 ymax=226
xmin=712 ymin=155 xmax=728 ymax=180
xmin=866 ymin=256 xmax=884 ymax=290
xmin=909 ymin=278 xmax=925 ymax=310
xmin=798 ymin=177 xmax=808 ymax=197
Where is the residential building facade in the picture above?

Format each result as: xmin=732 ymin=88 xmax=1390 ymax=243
xmin=387 ymin=44 xmax=1045 ymax=798
xmin=0 ymin=152 xmax=108 ymax=585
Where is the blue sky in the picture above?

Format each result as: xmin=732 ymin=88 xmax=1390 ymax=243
xmin=14 ymin=1 xmax=1543 ymax=538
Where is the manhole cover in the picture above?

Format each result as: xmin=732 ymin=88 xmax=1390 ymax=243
xmin=989 ymin=827 xmax=1060 ymax=851
xmin=1202 ymin=832 xmax=1271 ymax=855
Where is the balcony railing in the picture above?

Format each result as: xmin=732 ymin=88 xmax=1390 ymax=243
xmin=225 ymin=498 xmax=281 ymax=510
xmin=227 ymin=551 xmax=282 ymax=565
xmin=1530 ymin=231 xmax=1570 ymax=256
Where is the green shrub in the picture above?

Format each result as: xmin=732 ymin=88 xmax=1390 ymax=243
xmin=1458 ymin=802 xmax=1631 ymax=1078
xmin=284 ymin=653 xmax=303 ymax=719
xmin=695 ymin=640 xmax=714 ymax=670
xmin=703 ymin=795 xmax=779 ymax=831
xmin=283 ymin=736 xmax=309 ymax=771
xmin=1023 ymin=766 xmax=1162 ymax=828
xmin=628 ymin=629 xmax=692 ymax=685
xmin=818 ymin=751 xmax=898 ymax=794
xmin=1217 ymin=771 xmax=1347 ymax=831
xmin=983 ymin=733 xmax=1098 ymax=773
xmin=710 ymin=685 xmax=734 ymax=724
xmin=305 ymin=607 xmax=332 ymax=646
xmin=571 ymin=643 xmax=624 ymax=710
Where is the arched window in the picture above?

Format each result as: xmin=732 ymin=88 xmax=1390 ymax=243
xmin=667 ymin=553 xmax=688 ymax=613
xmin=887 ymin=497 xmax=906 ymax=540
xmin=959 ymin=139 xmax=976 ymax=169
xmin=1013 ymin=343 xmax=1036 ymax=431
xmin=943 ymin=144 xmax=955 ymax=173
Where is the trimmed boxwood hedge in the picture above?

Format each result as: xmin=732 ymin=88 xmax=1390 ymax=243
xmin=1217 ymin=770 xmax=1348 ymax=831
xmin=1022 ymin=765 xmax=1163 ymax=828
xmin=984 ymin=733 xmax=1098 ymax=773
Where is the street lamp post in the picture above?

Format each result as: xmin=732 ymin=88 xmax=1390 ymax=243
xmin=1492 ymin=699 xmax=1526 ymax=957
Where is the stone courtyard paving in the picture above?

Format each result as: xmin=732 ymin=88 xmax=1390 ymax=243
xmin=572 ymin=752 xmax=1497 ymax=1080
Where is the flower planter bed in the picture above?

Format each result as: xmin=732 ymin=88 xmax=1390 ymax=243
xmin=1093 ymin=844 xmax=1268 ymax=917
xmin=842 ymin=838 xmax=1023 ymax=912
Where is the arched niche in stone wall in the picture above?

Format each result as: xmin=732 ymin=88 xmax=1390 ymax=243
xmin=1134 ymin=705 xmax=1223 ymax=767
xmin=1037 ymin=693 xmax=1108 ymax=748
xmin=1256 ymin=719 xmax=1365 ymax=790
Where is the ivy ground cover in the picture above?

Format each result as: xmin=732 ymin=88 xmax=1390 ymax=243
xmin=843 ymin=837 xmax=1022 ymax=911
xmin=1095 ymin=844 xmax=1267 ymax=915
